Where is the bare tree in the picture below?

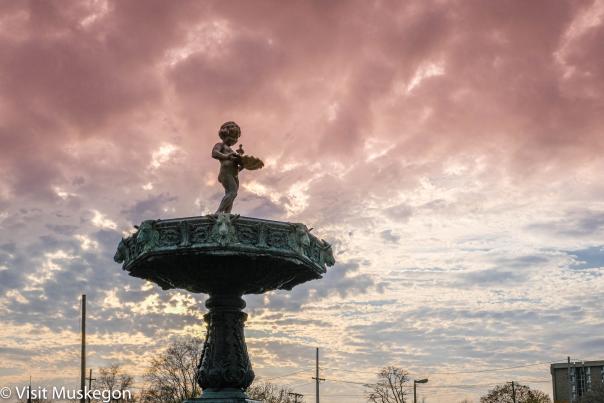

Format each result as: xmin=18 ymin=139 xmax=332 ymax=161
xmin=366 ymin=366 xmax=410 ymax=403
xmin=246 ymin=379 xmax=301 ymax=403
xmin=17 ymin=399 xmax=53 ymax=403
xmin=480 ymin=383 xmax=550 ymax=403
xmin=139 ymin=337 xmax=202 ymax=403
xmin=138 ymin=337 xmax=301 ymax=402
xmin=93 ymin=364 xmax=135 ymax=402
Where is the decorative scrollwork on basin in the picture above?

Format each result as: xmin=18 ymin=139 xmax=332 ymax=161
xmin=266 ymin=228 xmax=289 ymax=249
xmin=235 ymin=222 xmax=259 ymax=246
xmin=158 ymin=223 xmax=181 ymax=247
xmin=288 ymin=223 xmax=311 ymax=256
xmin=190 ymin=222 xmax=211 ymax=244
xmin=114 ymin=215 xmax=336 ymax=275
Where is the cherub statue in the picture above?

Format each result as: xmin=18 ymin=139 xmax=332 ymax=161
xmin=212 ymin=121 xmax=264 ymax=213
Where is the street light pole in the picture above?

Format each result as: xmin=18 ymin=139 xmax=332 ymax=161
xmin=414 ymin=378 xmax=428 ymax=403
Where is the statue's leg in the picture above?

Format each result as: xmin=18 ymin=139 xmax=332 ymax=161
xmin=216 ymin=175 xmax=238 ymax=213
xmin=225 ymin=177 xmax=239 ymax=213
xmin=224 ymin=175 xmax=238 ymax=213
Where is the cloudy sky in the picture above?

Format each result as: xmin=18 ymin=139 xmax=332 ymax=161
xmin=1 ymin=0 xmax=604 ymax=401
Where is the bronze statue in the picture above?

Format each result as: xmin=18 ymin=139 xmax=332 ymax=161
xmin=212 ymin=121 xmax=263 ymax=213
xmin=115 ymin=124 xmax=334 ymax=403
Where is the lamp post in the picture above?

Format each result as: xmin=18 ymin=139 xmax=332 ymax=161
xmin=414 ymin=378 xmax=428 ymax=403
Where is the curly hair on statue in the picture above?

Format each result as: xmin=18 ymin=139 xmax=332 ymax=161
xmin=218 ymin=121 xmax=241 ymax=140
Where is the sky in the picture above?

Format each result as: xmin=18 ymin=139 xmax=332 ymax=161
xmin=1 ymin=0 xmax=604 ymax=402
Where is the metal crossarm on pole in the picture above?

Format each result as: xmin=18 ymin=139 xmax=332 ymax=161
xmin=86 ymin=368 xmax=96 ymax=403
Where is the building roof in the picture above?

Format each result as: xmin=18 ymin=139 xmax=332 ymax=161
xmin=551 ymin=360 xmax=604 ymax=370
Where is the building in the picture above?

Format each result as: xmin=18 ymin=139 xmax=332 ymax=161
xmin=551 ymin=359 xmax=604 ymax=403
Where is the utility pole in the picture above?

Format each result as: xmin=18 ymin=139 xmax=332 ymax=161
xmin=510 ymin=381 xmax=517 ymax=403
xmin=80 ymin=294 xmax=86 ymax=403
xmin=86 ymin=368 xmax=96 ymax=403
xmin=288 ymin=392 xmax=304 ymax=403
xmin=27 ymin=376 xmax=32 ymax=403
xmin=568 ymin=356 xmax=573 ymax=403
xmin=311 ymin=348 xmax=324 ymax=403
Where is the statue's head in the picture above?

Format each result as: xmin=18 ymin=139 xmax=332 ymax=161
xmin=219 ymin=121 xmax=241 ymax=146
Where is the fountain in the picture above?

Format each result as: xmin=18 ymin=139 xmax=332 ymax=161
xmin=114 ymin=122 xmax=335 ymax=402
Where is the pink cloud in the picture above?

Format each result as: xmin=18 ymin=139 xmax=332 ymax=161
xmin=0 ymin=0 xmax=601 ymax=209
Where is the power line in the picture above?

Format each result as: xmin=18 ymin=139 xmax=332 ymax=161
xmin=322 ymin=359 xmax=560 ymax=377
xmin=320 ymin=396 xmax=366 ymax=399
xmin=322 ymin=366 xmax=377 ymax=375
xmin=426 ymin=361 xmax=554 ymax=375
xmin=323 ymin=377 xmax=369 ymax=386
xmin=286 ymin=381 xmax=314 ymax=388
xmin=264 ymin=369 xmax=310 ymax=381
xmin=319 ymin=377 xmax=551 ymax=389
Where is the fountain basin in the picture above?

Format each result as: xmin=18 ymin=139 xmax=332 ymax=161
xmin=114 ymin=214 xmax=335 ymax=294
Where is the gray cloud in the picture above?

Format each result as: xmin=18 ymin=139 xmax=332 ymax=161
xmin=384 ymin=203 xmax=413 ymax=222
xmin=239 ymin=194 xmax=287 ymax=220
xmin=120 ymin=193 xmax=179 ymax=223
xmin=247 ymin=261 xmax=375 ymax=312
xmin=380 ymin=229 xmax=401 ymax=244
xmin=456 ymin=268 xmax=529 ymax=287
xmin=45 ymin=224 xmax=79 ymax=236
xmin=527 ymin=209 xmax=604 ymax=237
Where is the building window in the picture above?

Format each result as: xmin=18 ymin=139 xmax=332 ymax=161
xmin=574 ymin=366 xmax=594 ymax=397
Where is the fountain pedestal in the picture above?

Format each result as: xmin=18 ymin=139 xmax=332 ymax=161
xmin=115 ymin=214 xmax=335 ymax=402
xmin=196 ymin=295 xmax=254 ymax=396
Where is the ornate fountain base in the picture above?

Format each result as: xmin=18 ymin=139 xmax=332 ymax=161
xmin=186 ymin=294 xmax=257 ymax=402
xmin=114 ymin=215 xmax=335 ymax=403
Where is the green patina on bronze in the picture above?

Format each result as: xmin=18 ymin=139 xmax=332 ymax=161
xmin=115 ymin=214 xmax=334 ymax=294
xmin=114 ymin=213 xmax=335 ymax=402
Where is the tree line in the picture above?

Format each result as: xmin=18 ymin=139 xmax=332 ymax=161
xmin=18 ymin=337 xmax=604 ymax=402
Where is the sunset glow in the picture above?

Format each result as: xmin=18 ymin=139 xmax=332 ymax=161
xmin=1 ymin=1 xmax=604 ymax=402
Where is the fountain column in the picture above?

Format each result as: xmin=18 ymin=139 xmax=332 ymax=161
xmin=195 ymin=294 xmax=255 ymax=399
